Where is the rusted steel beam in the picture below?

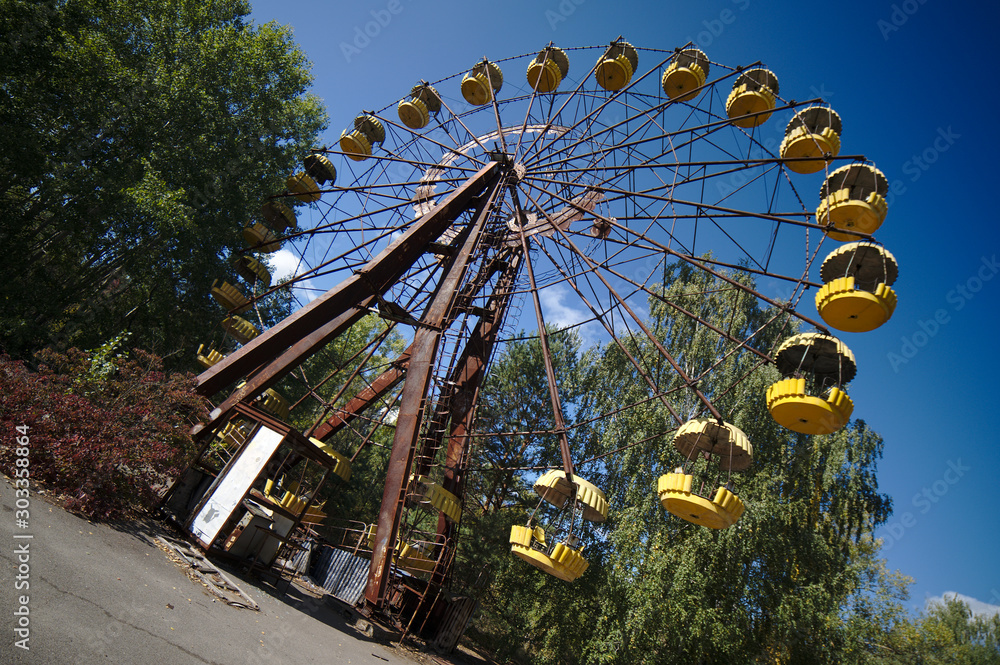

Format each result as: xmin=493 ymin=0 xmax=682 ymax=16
xmin=412 ymin=248 xmax=521 ymax=477
xmin=308 ymin=347 xmax=413 ymax=442
xmin=196 ymin=304 xmax=372 ymax=439
xmin=365 ymin=170 xmax=504 ymax=607
xmin=428 ymin=252 xmax=523 ymax=588
xmin=196 ymin=160 xmax=501 ymax=397
xmin=510 ymin=186 xmax=575 ymax=476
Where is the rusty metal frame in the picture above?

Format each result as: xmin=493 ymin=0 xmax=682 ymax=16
xmin=195 ymin=160 xmax=502 ymax=399
xmin=365 ymin=166 xmax=506 ymax=606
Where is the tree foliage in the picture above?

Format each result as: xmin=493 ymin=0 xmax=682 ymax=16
xmin=0 ymin=0 xmax=326 ymax=364
xmin=463 ymin=261 xmax=915 ymax=664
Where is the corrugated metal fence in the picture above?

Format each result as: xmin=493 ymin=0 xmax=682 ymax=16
xmin=309 ymin=545 xmax=371 ymax=606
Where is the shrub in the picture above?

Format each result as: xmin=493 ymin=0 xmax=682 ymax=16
xmin=0 ymin=347 xmax=208 ymax=519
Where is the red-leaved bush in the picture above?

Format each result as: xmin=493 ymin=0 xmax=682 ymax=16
xmin=0 ymin=348 xmax=209 ymax=519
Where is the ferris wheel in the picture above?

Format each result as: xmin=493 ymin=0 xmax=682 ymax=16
xmin=192 ymin=40 xmax=898 ymax=612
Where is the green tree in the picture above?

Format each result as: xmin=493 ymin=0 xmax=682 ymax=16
xmin=472 ymin=326 xmax=598 ymax=514
xmin=0 ymin=0 xmax=326 ymax=364
xmin=465 ymin=261 xmax=904 ymax=664
xmin=868 ymin=596 xmax=1000 ymax=664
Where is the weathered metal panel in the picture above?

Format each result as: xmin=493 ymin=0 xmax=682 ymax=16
xmin=432 ymin=596 xmax=478 ymax=653
xmin=310 ymin=546 xmax=371 ymax=607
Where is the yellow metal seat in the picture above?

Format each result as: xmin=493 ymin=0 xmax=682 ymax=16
xmin=398 ymin=83 xmax=442 ymax=130
xmin=261 ymin=200 xmax=296 ymax=231
xmin=340 ymin=114 xmax=385 ymax=161
xmin=340 ymin=129 xmax=372 ymax=161
xmin=303 ymin=153 xmax=336 ymax=185
xmin=214 ymin=420 xmax=250 ymax=449
xmin=816 ymin=163 xmax=889 ymax=241
xmin=816 ymin=276 xmax=897 ymax=333
xmin=527 ymin=46 xmax=569 ymax=93
xmin=398 ymin=96 xmax=429 ymax=129
xmin=595 ymin=41 xmax=637 ymax=91
xmin=726 ymin=68 xmax=778 ymax=128
xmin=210 ymin=279 xmax=251 ymax=313
xmin=233 ymin=255 xmax=272 ymax=287
xmin=768 ymin=333 xmax=856 ymax=434
xmin=428 ymin=483 xmax=461 ymax=523
xmin=301 ymin=502 xmax=327 ymax=526
xmin=766 ymin=378 xmax=854 ymax=435
xmin=362 ymin=526 xmax=436 ymax=575
xmin=243 ymin=223 xmax=281 ymax=253
xmin=509 ymin=525 xmax=589 ymax=582
xmin=780 ymin=107 xmax=842 ymax=174
xmin=396 ymin=542 xmax=437 ymax=575
xmin=816 ymin=241 xmax=898 ymax=333
xmin=775 ymin=332 xmax=857 ymax=384
xmin=409 ymin=474 xmax=462 ymax=523
xmin=818 ymin=189 xmax=888 ymax=241
xmin=533 ymin=470 xmax=608 ymax=523
xmin=196 ymin=343 xmax=225 ymax=369
xmin=286 ymin=172 xmax=321 ymax=203
xmin=462 ymin=61 xmax=503 ymax=105
xmin=256 ymin=388 xmax=290 ymax=421
xmin=662 ymin=48 xmax=709 ymax=101
xmin=221 ymin=315 xmax=260 ymax=344
xmin=309 ymin=437 xmax=352 ymax=482
xmin=781 ymin=127 xmax=841 ymax=173
xmin=656 ymin=472 xmax=745 ymax=529
xmin=672 ymin=418 xmax=753 ymax=471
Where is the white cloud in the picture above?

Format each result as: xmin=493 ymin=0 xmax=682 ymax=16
xmin=540 ymin=284 xmax=588 ymax=329
xmin=927 ymin=592 xmax=1000 ymax=618
xmin=538 ymin=284 xmax=604 ymax=349
xmin=266 ymin=249 xmax=320 ymax=304
xmin=267 ymin=249 xmax=304 ymax=282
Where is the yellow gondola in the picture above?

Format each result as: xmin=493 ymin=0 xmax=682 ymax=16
xmin=662 ymin=48 xmax=709 ymax=101
xmin=303 ymin=153 xmax=337 ymax=185
xmin=526 ymin=46 xmax=570 ymax=93
xmin=285 ymin=172 xmax=321 ymax=203
xmin=243 ymin=222 xmax=281 ymax=253
xmin=658 ymin=419 xmax=751 ymax=529
xmin=397 ymin=84 xmax=442 ymax=130
xmin=261 ymin=200 xmax=296 ymax=231
xmin=726 ymin=68 xmax=778 ymax=128
xmin=209 ymin=279 xmax=251 ymax=313
xmin=766 ymin=333 xmax=856 ymax=434
xmin=780 ymin=106 xmax=842 ymax=174
xmin=340 ymin=114 xmax=385 ymax=161
xmin=233 ymin=255 xmax=272 ymax=287
xmin=309 ymin=437 xmax=352 ymax=482
xmin=221 ymin=315 xmax=260 ymax=345
xmin=195 ymin=343 xmax=225 ymax=369
xmin=461 ymin=61 xmax=503 ymax=105
xmin=409 ymin=474 xmax=462 ymax=523
xmin=509 ymin=470 xmax=607 ymax=582
xmin=816 ymin=163 xmax=889 ymax=241
xmin=816 ymin=242 xmax=898 ymax=332
xmin=595 ymin=40 xmax=637 ymax=91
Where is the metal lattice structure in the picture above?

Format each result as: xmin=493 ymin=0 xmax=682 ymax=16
xmin=186 ymin=40 xmax=896 ymax=633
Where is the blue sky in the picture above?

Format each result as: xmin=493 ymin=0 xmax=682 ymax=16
xmin=248 ymin=0 xmax=1000 ymax=613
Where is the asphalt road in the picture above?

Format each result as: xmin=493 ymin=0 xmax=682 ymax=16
xmin=0 ymin=475 xmax=426 ymax=665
